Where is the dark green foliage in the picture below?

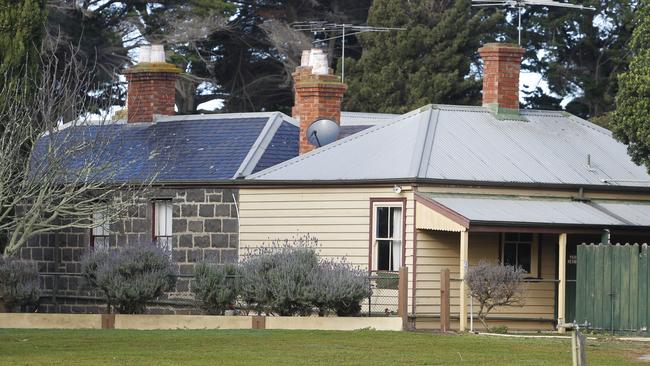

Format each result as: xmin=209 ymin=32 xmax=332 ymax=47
xmin=343 ymin=0 xmax=500 ymax=113
xmin=0 ymin=0 xmax=46 ymax=86
xmin=81 ymin=243 xmax=177 ymax=314
xmin=0 ymin=257 xmax=40 ymax=312
xmin=192 ymin=262 xmax=239 ymax=315
xmin=611 ymin=0 xmax=650 ymax=172
xmin=521 ymin=0 xmax=636 ymax=119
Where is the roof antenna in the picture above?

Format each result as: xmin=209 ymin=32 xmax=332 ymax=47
xmin=471 ymin=0 xmax=595 ymax=45
xmin=292 ymin=22 xmax=405 ymax=82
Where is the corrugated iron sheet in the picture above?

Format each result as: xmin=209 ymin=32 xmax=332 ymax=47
xmin=250 ymin=105 xmax=650 ymax=188
xmin=420 ymin=192 xmax=650 ymax=227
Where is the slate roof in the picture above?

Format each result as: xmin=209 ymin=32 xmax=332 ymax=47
xmin=34 ymin=112 xmax=299 ymax=183
xmin=248 ymin=105 xmax=650 ymax=188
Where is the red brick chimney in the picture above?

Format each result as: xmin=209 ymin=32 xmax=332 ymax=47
xmin=292 ymin=49 xmax=347 ymax=155
xmin=478 ymin=43 xmax=525 ymax=118
xmin=124 ymin=45 xmax=181 ymax=123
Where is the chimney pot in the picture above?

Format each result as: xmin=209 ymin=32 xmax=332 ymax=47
xmin=308 ymin=48 xmax=329 ymax=75
xmin=150 ymin=44 xmax=166 ymax=63
xmin=125 ymin=44 xmax=181 ymax=123
xmin=139 ymin=45 xmax=152 ymax=63
xmin=292 ymin=48 xmax=347 ymax=155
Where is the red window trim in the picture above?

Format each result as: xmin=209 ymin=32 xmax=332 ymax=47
xmin=368 ymin=197 xmax=407 ymax=272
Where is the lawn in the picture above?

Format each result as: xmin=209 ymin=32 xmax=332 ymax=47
xmin=0 ymin=329 xmax=648 ymax=365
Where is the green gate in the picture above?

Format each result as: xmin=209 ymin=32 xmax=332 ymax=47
xmin=575 ymin=244 xmax=650 ymax=333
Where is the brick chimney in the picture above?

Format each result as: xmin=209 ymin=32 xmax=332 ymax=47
xmin=292 ymin=49 xmax=347 ymax=154
xmin=124 ymin=45 xmax=181 ymax=123
xmin=478 ymin=43 xmax=525 ymax=118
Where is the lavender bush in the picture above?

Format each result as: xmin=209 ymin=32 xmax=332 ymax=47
xmin=192 ymin=262 xmax=239 ymax=315
xmin=0 ymin=257 xmax=40 ymax=312
xmin=306 ymin=260 xmax=371 ymax=316
xmin=81 ymin=243 xmax=176 ymax=314
xmin=235 ymin=236 xmax=371 ymax=317
xmin=240 ymin=238 xmax=319 ymax=316
xmin=465 ymin=260 xmax=526 ymax=331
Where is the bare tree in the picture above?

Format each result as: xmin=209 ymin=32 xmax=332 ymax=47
xmin=465 ymin=260 xmax=526 ymax=331
xmin=0 ymin=42 xmax=161 ymax=256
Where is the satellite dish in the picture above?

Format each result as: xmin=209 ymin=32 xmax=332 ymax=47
xmin=306 ymin=118 xmax=340 ymax=148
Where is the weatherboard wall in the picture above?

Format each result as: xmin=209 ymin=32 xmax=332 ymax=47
xmin=238 ymin=186 xmax=416 ymax=303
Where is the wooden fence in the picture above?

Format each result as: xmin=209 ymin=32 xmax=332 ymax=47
xmin=575 ymin=244 xmax=650 ymax=333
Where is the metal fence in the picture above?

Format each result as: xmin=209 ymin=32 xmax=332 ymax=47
xmin=575 ymin=244 xmax=649 ymax=334
xmin=365 ymin=271 xmax=400 ymax=317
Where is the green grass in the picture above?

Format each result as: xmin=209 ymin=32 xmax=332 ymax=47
xmin=0 ymin=329 xmax=648 ymax=365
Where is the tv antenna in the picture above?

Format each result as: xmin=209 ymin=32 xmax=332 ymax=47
xmin=292 ymin=21 xmax=405 ymax=82
xmin=471 ymin=0 xmax=595 ymax=45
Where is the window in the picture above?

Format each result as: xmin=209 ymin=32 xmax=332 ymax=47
xmin=502 ymin=233 xmax=533 ymax=273
xmin=153 ymin=200 xmax=173 ymax=251
xmin=373 ymin=204 xmax=403 ymax=271
xmin=91 ymin=211 xmax=110 ymax=250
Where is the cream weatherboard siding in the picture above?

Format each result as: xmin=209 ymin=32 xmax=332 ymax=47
xmin=413 ymin=230 xmax=557 ymax=330
xmin=239 ymin=186 xmax=416 ymax=302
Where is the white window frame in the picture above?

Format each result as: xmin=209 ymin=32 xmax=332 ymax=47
xmin=153 ymin=200 xmax=173 ymax=252
xmin=501 ymin=232 xmax=539 ymax=277
xmin=372 ymin=202 xmax=404 ymax=272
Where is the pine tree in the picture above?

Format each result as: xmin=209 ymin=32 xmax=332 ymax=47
xmin=342 ymin=0 xmax=500 ymax=114
xmin=0 ymin=0 xmax=46 ymax=84
xmin=611 ymin=0 xmax=650 ymax=171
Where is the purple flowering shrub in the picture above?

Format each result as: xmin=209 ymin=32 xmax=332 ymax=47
xmin=0 ymin=257 xmax=41 ymax=312
xmin=81 ymin=243 xmax=176 ymax=314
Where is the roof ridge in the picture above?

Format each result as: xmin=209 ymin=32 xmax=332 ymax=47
xmin=248 ymin=105 xmax=433 ymax=179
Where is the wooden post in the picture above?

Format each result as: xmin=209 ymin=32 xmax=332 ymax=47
xmin=558 ymin=233 xmax=567 ymax=334
xmin=440 ymin=268 xmax=450 ymax=332
xmin=101 ymin=314 xmax=115 ymax=329
xmin=398 ymin=266 xmax=409 ymax=330
xmin=459 ymin=231 xmax=469 ymax=331
xmin=252 ymin=315 xmax=266 ymax=329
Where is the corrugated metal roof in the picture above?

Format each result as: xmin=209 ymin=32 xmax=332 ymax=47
xmin=418 ymin=193 xmax=650 ymax=228
xmin=33 ymin=112 xmax=299 ymax=183
xmin=340 ymin=111 xmax=398 ymax=126
xmin=249 ymin=105 xmax=650 ymax=188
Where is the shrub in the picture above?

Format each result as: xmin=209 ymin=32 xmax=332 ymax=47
xmin=0 ymin=257 xmax=40 ymax=312
xmin=306 ymin=260 xmax=371 ymax=316
xmin=80 ymin=243 xmax=176 ymax=314
xmin=465 ymin=260 xmax=526 ymax=331
xmin=240 ymin=239 xmax=319 ymax=316
xmin=192 ymin=262 xmax=239 ymax=315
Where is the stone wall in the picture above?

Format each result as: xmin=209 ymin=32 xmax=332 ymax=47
xmin=17 ymin=187 xmax=239 ymax=314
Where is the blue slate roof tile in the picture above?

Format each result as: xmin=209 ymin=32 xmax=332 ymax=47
xmin=34 ymin=114 xmax=300 ymax=183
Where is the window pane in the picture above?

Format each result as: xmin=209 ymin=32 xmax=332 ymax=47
xmin=504 ymin=233 xmax=518 ymax=242
xmin=519 ymin=233 xmax=533 ymax=242
xmin=156 ymin=237 xmax=171 ymax=252
xmin=155 ymin=201 xmax=173 ymax=236
xmin=94 ymin=237 xmax=109 ymax=251
xmin=377 ymin=240 xmax=391 ymax=271
xmin=518 ymin=243 xmax=532 ymax=272
xmin=503 ymin=243 xmax=517 ymax=267
xmin=376 ymin=207 xmax=389 ymax=238
xmin=93 ymin=212 xmax=106 ymax=236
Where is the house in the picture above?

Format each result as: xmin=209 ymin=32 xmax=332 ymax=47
xmin=240 ymin=43 xmax=650 ymax=330
xmin=18 ymin=46 xmax=305 ymax=313
xmin=19 ymin=45 xmax=389 ymax=314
